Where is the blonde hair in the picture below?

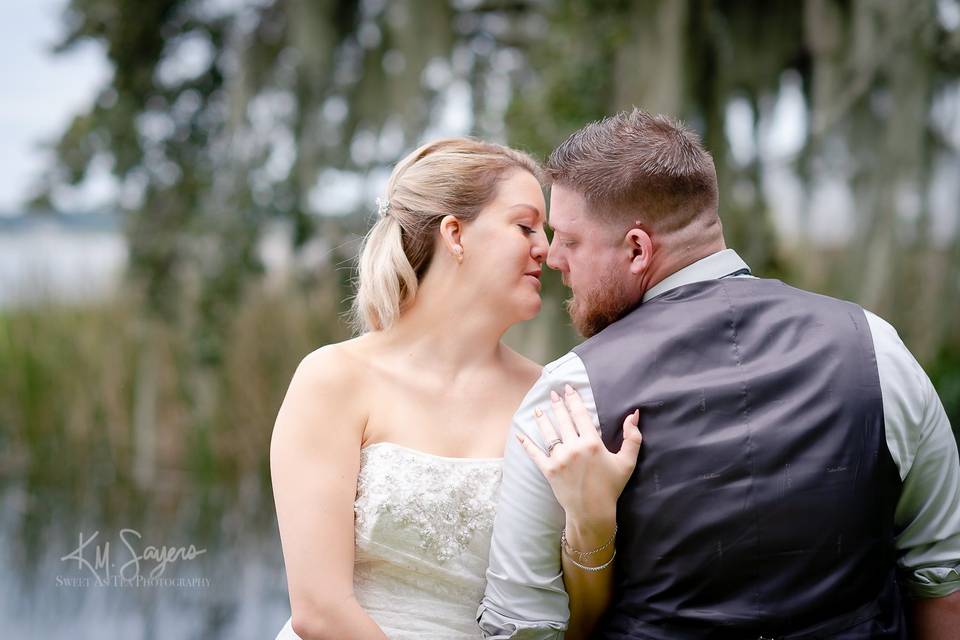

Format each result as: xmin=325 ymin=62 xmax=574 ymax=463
xmin=352 ymin=137 xmax=542 ymax=333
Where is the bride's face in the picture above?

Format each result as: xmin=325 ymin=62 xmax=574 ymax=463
xmin=459 ymin=170 xmax=548 ymax=322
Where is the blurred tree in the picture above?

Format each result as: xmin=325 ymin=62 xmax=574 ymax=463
xmin=30 ymin=0 xmax=960 ymax=439
xmin=506 ymin=0 xmax=959 ymax=375
xmin=505 ymin=0 xmax=809 ymax=273
xmin=33 ymin=0 xmax=533 ymax=337
xmin=31 ymin=0 xmax=550 ymax=484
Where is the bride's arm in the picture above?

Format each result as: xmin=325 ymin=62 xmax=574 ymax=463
xmin=516 ymin=386 xmax=642 ymax=640
xmin=271 ymin=346 xmax=388 ymax=640
xmin=560 ymin=514 xmax=617 ymax=640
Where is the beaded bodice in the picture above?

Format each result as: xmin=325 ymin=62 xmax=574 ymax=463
xmin=352 ymin=442 xmax=503 ymax=639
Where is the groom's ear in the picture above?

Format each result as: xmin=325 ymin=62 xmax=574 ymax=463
xmin=439 ymin=215 xmax=463 ymax=257
xmin=626 ymin=227 xmax=653 ymax=275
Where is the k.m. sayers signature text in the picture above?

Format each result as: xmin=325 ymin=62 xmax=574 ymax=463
xmin=59 ymin=528 xmax=207 ymax=586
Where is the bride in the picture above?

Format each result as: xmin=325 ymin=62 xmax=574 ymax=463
xmin=272 ymin=137 xmax=642 ymax=639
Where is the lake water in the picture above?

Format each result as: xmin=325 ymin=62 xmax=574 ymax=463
xmin=0 ymin=478 xmax=294 ymax=638
xmin=0 ymin=214 xmax=300 ymax=636
xmin=0 ymin=217 xmax=126 ymax=308
xmin=0 ymin=214 xmax=310 ymax=309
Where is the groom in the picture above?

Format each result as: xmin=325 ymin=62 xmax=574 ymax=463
xmin=477 ymin=109 xmax=960 ymax=639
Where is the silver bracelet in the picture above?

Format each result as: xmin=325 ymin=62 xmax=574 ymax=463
xmin=562 ymin=547 xmax=616 ymax=572
xmin=561 ymin=524 xmax=617 ymax=562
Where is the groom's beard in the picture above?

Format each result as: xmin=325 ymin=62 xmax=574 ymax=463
xmin=565 ymin=270 xmax=637 ymax=338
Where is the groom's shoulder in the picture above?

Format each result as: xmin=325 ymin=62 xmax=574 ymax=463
xmin=860 ymin=309 xmax=923 ymax=375
xmin=741 ymin=276 xmax=860 ymax=307
xmin=542 ymin=350 xmax=587 ymax=378
xmin=753 ymin=280 xmax=910 ymax=356
xmin=518 ymin=351 xmax=591 ymax=410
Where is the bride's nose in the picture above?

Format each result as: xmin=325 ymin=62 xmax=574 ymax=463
xmin=531 ymin=235 xmax=548 ymax=263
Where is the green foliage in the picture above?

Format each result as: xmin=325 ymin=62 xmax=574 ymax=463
xmin=0 ymin=282 xmax=348 ymax=498
xmin=505 ymin=0 xmax=625 ymax=157
xmin=929 ymin=343 xmax=960 ymax=444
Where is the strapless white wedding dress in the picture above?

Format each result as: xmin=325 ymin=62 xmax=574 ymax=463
xmin=276 ymin=442 xmax=503 ymax=639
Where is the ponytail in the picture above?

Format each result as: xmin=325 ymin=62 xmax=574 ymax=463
xmin=352 ymin=215 xmax=418 ymax=332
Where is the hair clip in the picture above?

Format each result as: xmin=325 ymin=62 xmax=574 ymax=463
xmin=376 ymin=197 xmax=390 ymax=217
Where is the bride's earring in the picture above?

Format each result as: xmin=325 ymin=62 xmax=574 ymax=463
xmin=453 ymin=245 xmax=463 ymax=263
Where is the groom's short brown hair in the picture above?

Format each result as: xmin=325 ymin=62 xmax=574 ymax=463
xmin=545 ymin=109 xmax=719 ymax=232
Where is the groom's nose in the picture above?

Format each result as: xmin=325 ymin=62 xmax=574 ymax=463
xmin=545 ymin=241 xmax=564 ymax=272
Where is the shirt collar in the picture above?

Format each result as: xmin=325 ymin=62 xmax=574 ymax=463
xmin=642 ymin=249 xmax=751 ymax=303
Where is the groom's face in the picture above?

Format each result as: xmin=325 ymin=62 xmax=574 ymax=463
xmin=546 ymin=185 xmax=639 ymax=337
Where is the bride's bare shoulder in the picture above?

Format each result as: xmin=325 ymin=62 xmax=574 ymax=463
xmin=294 ymin=335 xmax=374 ymax=390
xmin=273 ymin=337 xmax=375 ymax=447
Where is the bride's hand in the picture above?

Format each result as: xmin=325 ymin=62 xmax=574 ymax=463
xmin=516 ymin=384 xmax=642 ymax=529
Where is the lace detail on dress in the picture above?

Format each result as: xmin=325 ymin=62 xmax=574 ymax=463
xmin=354 ymin=444 xmax=503 ymax=562
xmin=276 ymin=442 xmax=503 ymax=640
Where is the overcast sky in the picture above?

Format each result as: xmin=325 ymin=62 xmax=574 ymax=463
xmin=0 ymin=0 xmax=110 ymax=213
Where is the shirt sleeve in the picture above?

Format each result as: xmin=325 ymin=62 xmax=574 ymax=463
xmin=477 ymin=352 xmax=598 ymax=638
xmin=866 ymin=311 xmax=960 ymax=598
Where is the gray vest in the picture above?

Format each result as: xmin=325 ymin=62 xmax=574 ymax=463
xmin=575 ymin=276 xmax=905 ymax=640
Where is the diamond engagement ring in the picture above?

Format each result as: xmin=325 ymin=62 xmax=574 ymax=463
xmin=545 ymin=438 xmax=563 ymax=456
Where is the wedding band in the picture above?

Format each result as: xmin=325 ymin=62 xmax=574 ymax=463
xmin=545 ymin=438 xmax=563 ymax=456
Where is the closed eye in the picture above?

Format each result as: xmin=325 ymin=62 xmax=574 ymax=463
xmin=518 ymin=225 xmax=535 ymax=235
